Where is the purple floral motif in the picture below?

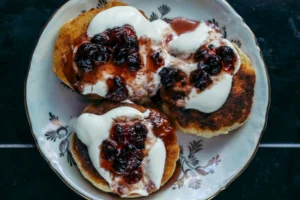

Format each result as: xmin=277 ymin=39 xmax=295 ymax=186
xmin=150 ymin=5 xmax=171 ymax=21
xmin=231 ymin=39 xmax=242 ymax=48
xmin=45 ymin=112 xmax=76 ymax=167
xmin=96 ymin=0 xmax=108 ymax=9
xmin=61 ymin=82 xmax=74 ymax=92
xmin=208 ymin=19 xmax=227 ymax=39
xmin=173 ymin=140 xmax=221 ymax=190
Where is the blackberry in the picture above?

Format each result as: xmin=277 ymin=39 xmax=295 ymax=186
xmin=190 ymin=69 xmax=212 ymax=90
xmin=204 ymin=54 xmax=222 ymax=75
xmin=105 ymin=77 xmax=129 ymax=101
xmin=159 ymin=68 xmax=178 ymax=87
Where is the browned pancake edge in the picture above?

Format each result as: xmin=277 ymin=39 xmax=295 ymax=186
xmin=161 ymin=45 xmax=256 ymax=138
xmin=70 ymin=101 xmax=179 ymax=198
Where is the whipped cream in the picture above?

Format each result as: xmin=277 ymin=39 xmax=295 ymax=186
xmin=151 ymin=19 xmax=171 ymax=36
xmin=70 ymin=107 xmax=166 ymax=197
xmin=82 ymin=73 xmax=112 ymax=96
xmin=169 ymin=22 xmax=222 ymax=57
xmin=185 ymin=74 xmax=233 ymax=113
xmin=87 ymin=6 xmax=161 ymax=42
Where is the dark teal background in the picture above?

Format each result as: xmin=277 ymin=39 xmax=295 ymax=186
xmin=0 ymin=0 xmax=299 ymax=199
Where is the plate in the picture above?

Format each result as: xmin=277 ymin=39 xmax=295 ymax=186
xmin=25 ymin=0 xmax=270 ymax=199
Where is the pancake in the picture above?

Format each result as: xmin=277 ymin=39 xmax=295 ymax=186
xmin=161 ymin=45 xmax=256 ymax=138
xmin=69 ymin=101 xmax=179 ymax=198
xmin=52 ymin=1 xmax=163 ymax=101
xmin=53 ymin=1 xmax=128 ymax=91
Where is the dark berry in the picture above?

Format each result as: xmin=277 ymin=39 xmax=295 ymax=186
xmin=130 ymin=123 xmax=147 ymax=149
xmin=198 ymin=62 xmax=209 ymax=70
xmin=94 ymin=45 xmax=111 ymax=62
xmin=194 ymin=47 xmax=209 ymax=62
xmin=190 ymin=69 xmax=212 ymax=90
xmin=87 ymin=44 xmax=102 ymax=58
xmin=112 ymin=145 xmax=142 ymax=174
xmin=75 ymin=43 xmax=111 ymax=71
xmin=123 ymin=168 xmax=142 ymax=184
xmin=174 ymin=70 xmax=185 ymax=82
xmin=172 ymin=91 xmax=185 ymax=100
xmin=102 ymin=140 xmax=118 ymax=161
xmin=159 ymin=67 xmax=178 ymax=87
xmin=151 ymin=52 xmax=164 ymax=67
xmin=74 ymin=43 xmax=97 ymax=72
xmin=113 ymin=48 xmax=127 ymax=65
xmin=134 ymin=123 xmax=148 ymax=138
xmin=91 ymin=33 xmax=110 ymax=46
xmin=74 ymin=57 xmax=93 ymax=72
xmin=105 ymin=76 xmax=129 ymax=101
xmin=109 ymin=28 xmax=127 ymax=48
xmin=150 ymin=90 xmax=163 ymax=106
xmin=126 ymin=151 xmax=143 ymax=171
xmin=125 ymin=145 xmax=143 ymax=161
xmin=208 ymin=44 xmax=215 ymax=50
xmin=216 ymin=46 xmax=234 ymax=59
xmin=216 ymin=46 xmax=234 ymax=66
xmin=127 ymin=53 xmax=141 ymax=72
xmin=125 ymin=37 xmax=139 ymax=52
xmin=113 ymin=157 xmax=128 ymax=173
xmin=134 ymin=142 xmax=145 ymax=149
xmin=113 ymin=124 xmax=125 ymax=143
xmin=204 ymin=54 xmax=222 ymax=75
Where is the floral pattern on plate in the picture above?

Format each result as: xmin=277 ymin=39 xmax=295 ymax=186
xmin=44 ymin=113 xmax=76 ymax=167
xmin=173 ymin=140 xmax=221 ymax=190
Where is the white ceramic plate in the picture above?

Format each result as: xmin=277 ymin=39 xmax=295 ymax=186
xmin=25 ymin=0 xmax=270 ymax=199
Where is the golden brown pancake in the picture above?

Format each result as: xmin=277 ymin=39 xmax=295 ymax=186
xmin=161 ymin=46 xmax=256 ymax=138
xmin=52 ymin=1 xmax=151 ymax=101
xmin=69 ymin=101 xmax=179 ymax=198
xmin=53 ymin=1 xmax=129 ymax=90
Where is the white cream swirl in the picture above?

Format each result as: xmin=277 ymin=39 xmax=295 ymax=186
xmin=87 ymin=6 xmax=161 ymax=42
xmin=70 ymin=107 xmax=166 ymax=197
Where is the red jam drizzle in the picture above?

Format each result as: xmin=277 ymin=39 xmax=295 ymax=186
xmin=168 ymin=17 xmax=200 ymax=36
xmin=100 ymin=110 xmax=176 ymax=186
xmin=147 ymin=111 xmax=176 ymax=146
xmin=100 ymin=121 xmax=147 ymax=185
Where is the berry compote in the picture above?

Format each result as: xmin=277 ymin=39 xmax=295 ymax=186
xmin=191 ymin=43 xmax=236 ymax=90
xmin=75 ymin=25 xmax=141 ymax=73
xmin=101 ymin=121 xmax=148 ymax=184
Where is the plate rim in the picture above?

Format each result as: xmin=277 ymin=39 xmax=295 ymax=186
xmin=24 ymin=0 xmax=271 ymax=199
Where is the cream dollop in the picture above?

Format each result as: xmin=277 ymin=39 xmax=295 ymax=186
xmin=169 ymin=22 xmax=222 ymax=56
xmin=70 ymin=107 xmax=166 ymax=197
xmin=82 ymin=73 xmax=112 ymax=96
xmin=151 ymin=19 xmax=171 ymax=36
xmin=185 ymin=74 xmax=233 ymax=113
xmin=87 ymin=6 xmax=161 ymax=42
